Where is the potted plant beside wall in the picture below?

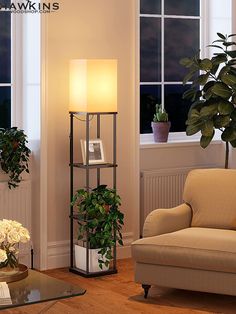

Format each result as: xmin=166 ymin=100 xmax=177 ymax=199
xmin=180 ymin=33 xmax=236 ymax=168
xmin=71 ymin=185 xmax=124 ymax=272
xmin=151 ymin=104 xmax=171 ymax=142
xmin=0 ymin=127 xmax=31 ymax=188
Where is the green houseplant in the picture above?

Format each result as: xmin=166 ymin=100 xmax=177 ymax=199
xmin=71 ymin=185 xmax=124 ymax=270
xmin=151 ymin=104 xmax=171 ymax=142
xmin=0 ymin=127 xmax=31 ymax=188
xmin=180 ymin=33 xmax=236 ymax=168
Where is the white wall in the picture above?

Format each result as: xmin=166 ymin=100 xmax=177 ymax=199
xmin=140 ymin=143 xmax=224 ymax=171
xmin=42 ymin=0 xmax=138 ymax=269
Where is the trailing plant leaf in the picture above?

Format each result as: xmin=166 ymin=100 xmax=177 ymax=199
xmin=0 ymin=127 xmax=31 ymax=189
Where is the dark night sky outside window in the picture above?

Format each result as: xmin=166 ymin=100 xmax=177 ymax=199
xmin=0 ymin=1 xmax=11 ymax=128
xmin=140 ymin=17 xmax=161 ymax=82
xmin=140 ymin=0 xmax=200 ymax=134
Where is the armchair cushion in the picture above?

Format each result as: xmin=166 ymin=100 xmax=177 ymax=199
xmin=132 ymin=227 xmax=236 ymax=273
xmin=183 ymin=169 xmax=236 ymax=229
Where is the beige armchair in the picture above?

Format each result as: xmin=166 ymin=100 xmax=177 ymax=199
xmin=132 ymin=169 xmax=236 ymax=298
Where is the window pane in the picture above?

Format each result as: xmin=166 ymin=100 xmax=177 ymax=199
xmin=165 ymin=0 xmax=200 ymax=16
xmin=164 ymin=84 xmax=191 ymax=132
xmin=140 ymin=85 xmax=161 ymax=133
xmin=140 ymin=0 xmax=161 ymax=14
xmin=1 ymin=0 xmax=11 ymax=5
xmin=140 ymin=17 xmax=161 ymax=82
xmin=164 ymin=19 xmax=199 ymax=82
xmin=0 ymin=11 xmax=11 ymax=83
xmin=0 ymin=87 xmax=11 ymax=128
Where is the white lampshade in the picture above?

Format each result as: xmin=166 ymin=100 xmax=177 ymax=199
xmin=69 ymin=59 xmax=117 ymax=112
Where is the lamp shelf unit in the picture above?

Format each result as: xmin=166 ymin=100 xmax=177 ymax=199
xmin=71 ymin=162 xmax=117 ymax=169
xmin=69 ymin=267 xmax=117 ymax=278
xmin=69 ymin=111 xmax=118 ymax=278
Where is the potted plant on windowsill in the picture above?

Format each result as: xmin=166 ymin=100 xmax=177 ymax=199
xmin=180 ymin=33 xmax=236 ymax=168
xmin=71 ymin=185 xmax=124 ymax=272
xmin=151 ymin=104 xmax=171 ymax=142
xmin=0 ymin=127 xmax=31 ymax=188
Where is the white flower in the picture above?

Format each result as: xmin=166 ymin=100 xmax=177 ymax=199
xmin=19 ymin=227 xmax=30 ymax=243
xmin=0 ymin=229 xmax=5 ymax=243
xmin=7 ymin=229 xmax=21 ymax=244
xmin=0 ymin=219 xmax=30 ymax=246
xmin=0 ymin=249 xmax=7 ymax=263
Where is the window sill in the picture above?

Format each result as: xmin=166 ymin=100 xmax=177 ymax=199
xmin=140 ymin=132 xmax=223 ymax=149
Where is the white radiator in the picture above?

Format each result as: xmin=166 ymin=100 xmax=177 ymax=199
xmin=0 ymin=180 xmax=31 ymax=266
xmin=140 ymin=165 xmax=219 ymax=232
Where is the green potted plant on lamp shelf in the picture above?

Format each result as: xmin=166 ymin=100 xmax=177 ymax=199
xmin=0 ymin=127 xmax=31 ymax=188
xmin=71 ymin=185 xmax=124 ymax=272
xmin=151 ymin=104 xmax=171 ymax=142
xmin=180 ymin=33 xmax=236 ymax=168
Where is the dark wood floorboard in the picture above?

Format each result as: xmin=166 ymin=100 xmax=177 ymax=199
xmin=2 ymin=259 xmax=236 ymax=313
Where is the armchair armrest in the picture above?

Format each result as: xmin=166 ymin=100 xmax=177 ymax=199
xmin=143 ymin=203 xmax=192 ymax=238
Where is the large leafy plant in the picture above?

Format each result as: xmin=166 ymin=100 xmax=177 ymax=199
xmin=71 ymin=185 xmax=124 ymax=269
xmin=0 ymin=127 xmax=31 ymax=188
xmin=180 ymin=33 xmax=236 ymax=168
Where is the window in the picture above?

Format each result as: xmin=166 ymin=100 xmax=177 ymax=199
xmin=140 ymin=0 xmax=200 ymax=134
xmin=0 ymin=0 xmax=11 ymax=128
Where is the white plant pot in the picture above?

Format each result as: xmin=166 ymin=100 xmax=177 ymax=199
xmin=74 ymin=244 xmax=109 ymax=273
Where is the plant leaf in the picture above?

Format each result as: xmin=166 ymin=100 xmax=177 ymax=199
xmin=213 ymin=115 xmax=231 ymax=128
xmin=183 ymin=71 xmax=195 ymax=85
xmin=201 ymin=120 xmax=214 ymax=137
xmin=186 ymin=121 xmax=203 ymax=136
xmin=221 ymin=73 xmax=236 ymax=86
xmin=200 ymin=131 xmax=215 ymax=148
xmin=200 ymin=105 xmax=218 ymax=117
xmin=222 ymin=127 xmax=236 ymax=142
xmin=194 ymin=73 xmax=209 ymax=86
xmin=199 ymin=59 xmax=212 ymax=71
xmin=179 ymin=57 xmax=194 ymax=67
xmin=230 ymin=139 xmax=236 ymax=147
xmin=217 ymin=32 xmax=226 ymax=40
xmin=212 ymin=82 xmax=232 ymax=99
xmin=218 ymin=100 xmax=234 ymax=115
xmin=226 ymin=50 xmax=236 ymax=58
xmin=183 ymin=88 xmax=197 ymax=100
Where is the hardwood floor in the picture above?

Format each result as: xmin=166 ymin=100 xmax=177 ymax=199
xmin=2 ymin=259 xmax=236 ymax=314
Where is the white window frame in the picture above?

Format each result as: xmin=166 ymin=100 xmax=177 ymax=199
xmin=12 ymin=13 xmax=24 ymax=128
xmin=139 ymin=0 xmax=232 ymax=145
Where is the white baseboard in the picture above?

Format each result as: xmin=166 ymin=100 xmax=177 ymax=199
xmin=47 ymin=232 xmax=134 ymax=270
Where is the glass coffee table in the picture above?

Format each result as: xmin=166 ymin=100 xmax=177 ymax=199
xmin=0 ymin=269 xmax=85 ymax=309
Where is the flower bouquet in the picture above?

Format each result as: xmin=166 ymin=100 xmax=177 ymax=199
xmin=0 ymin=219 xmax=30 ymax=274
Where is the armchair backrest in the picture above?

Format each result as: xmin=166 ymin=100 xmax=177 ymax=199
xmin=183 ymin=168 xmax=236 ymax=229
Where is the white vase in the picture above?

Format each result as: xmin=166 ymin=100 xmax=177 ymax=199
xmin=74 ymin=245 xmax=109 ymax=273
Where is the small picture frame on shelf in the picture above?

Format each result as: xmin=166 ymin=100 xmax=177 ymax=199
xmin=81 ymin=139 xmax=105 ymax=165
